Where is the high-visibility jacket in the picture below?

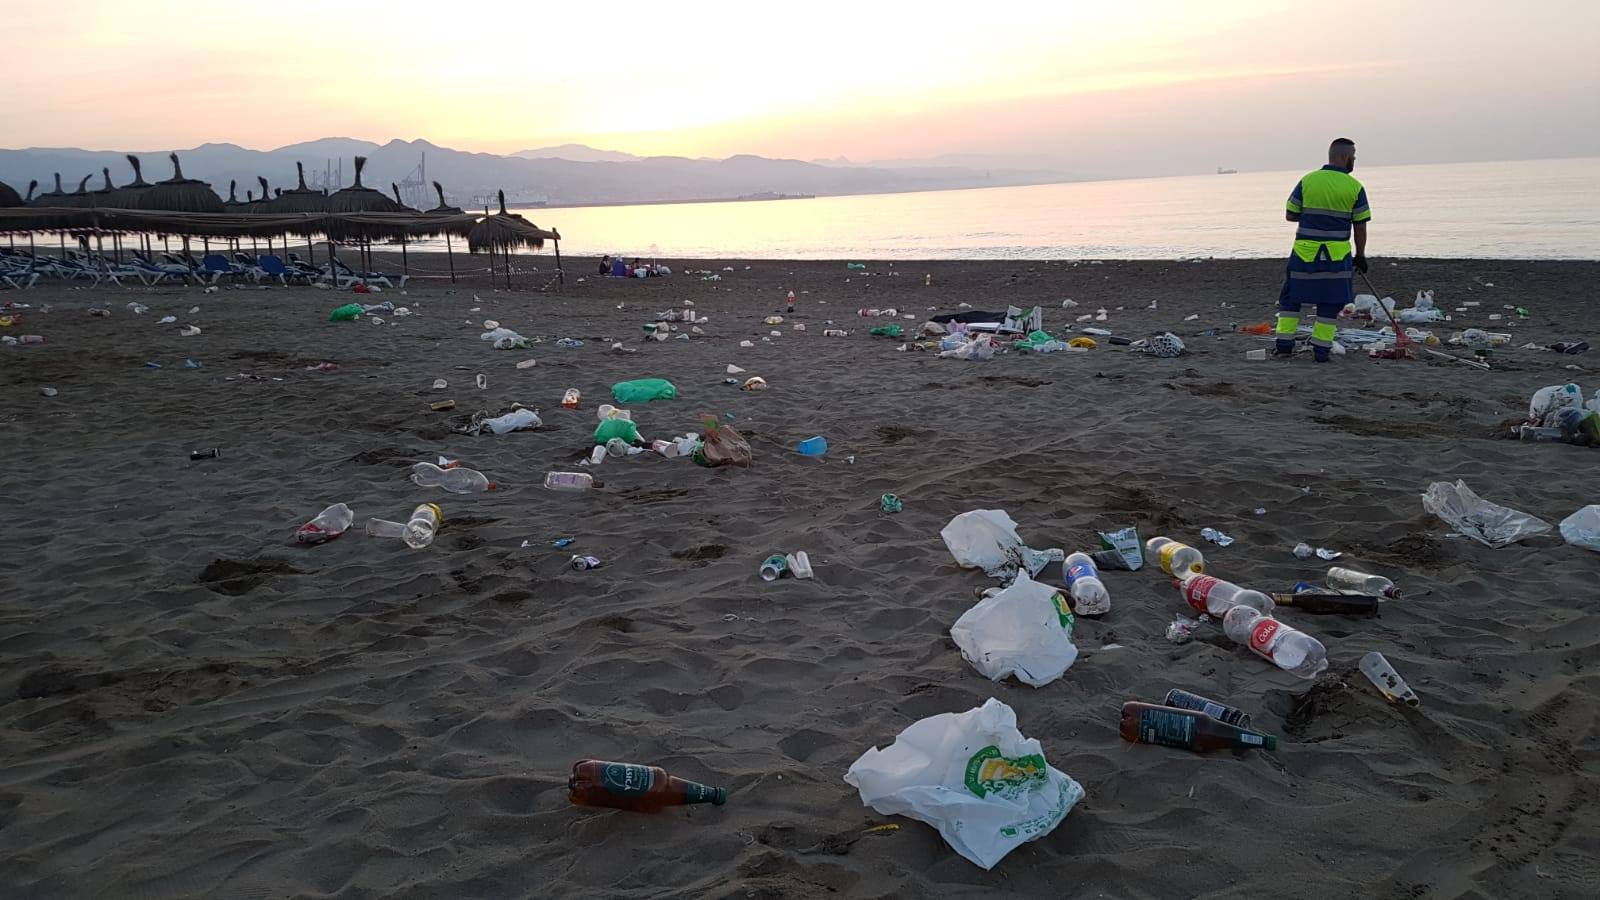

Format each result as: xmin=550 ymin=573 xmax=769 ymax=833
xmin=1286 ymin=165 xmax=1371 ymax=263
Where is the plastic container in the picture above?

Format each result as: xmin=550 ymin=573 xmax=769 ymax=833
xmin=1222 ymin=607 xmax=1328 ymax=679
xmin=296 ymin=502 xmax=354 ymax=544
xmin=796 ymin=436 xmax=828 ymax=457
xmin=545 ymin=472 xmax=595 ymax=491
xmin=1063 ymin=552 xmax=1110 ymax=616
xmin=1326 ymin=567 xmax=1400 ymax=599
xmin=1146 ymin=536 xmax=1205 ymax=578
xmin=562 ymin=388 xmax=580 ymax=409
xmin=760 ymin=554 xmax=789 ymax=581
xmin=1359 ymin=651 xmax=1419 ymax=706
xmin=1179 ymin=575 xmax=1274 ymax=617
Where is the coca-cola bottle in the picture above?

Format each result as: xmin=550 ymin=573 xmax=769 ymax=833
xmin=1177 ymin=575 xmax=1274 ymax=617
xmin=1222 ymin=607 xmax=1329 ymax=679
xmin=568 ymin=760 xmax=727 ymax=812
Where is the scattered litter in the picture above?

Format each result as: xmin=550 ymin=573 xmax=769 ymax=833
xmin=1359 ymin=652 xmax=1420 ymax=706
xmin=1559 ymin=505 xmax=1600 ymax=552
xmin=797 ymin=435 xmax=828 ymax=457
xmin=184 ymin=358 xmax=202 ymax=369
xmin=1421 ymin=480 xmax=1552 ymax=547
xmin=516 ymin=358 xmax=537 ymax=369
xmin=952 ymin=572 xmax=1078 ymax=686
xmin=880 ymin=493 xmax=903 ymax=514
xmin=557 ymin=338 xmax=584 ymax=348
xmin=942 ymin=510 xmax=1063 ymax=579
xmin=179 ymin=325 xmax=201 ymax=336
xmin=157 ymin=315 xmax=177 ymax=324
xmin=844 ymin=698 xmax=1083 ymax=870
xmin=1199 ymin=527 xmax=1234 ymax=547
xmin=476 ymin=374 xmax=487 ymax=390
xmin=40 ymin=386 xmax=57 ymax=397
xmin=433 ymin=378 xmax=448 ymax=390
xmin=1165 ymin=613 xmax=1206 ymax=644
xmin=296 ymin=502 xmax=354 ymax=544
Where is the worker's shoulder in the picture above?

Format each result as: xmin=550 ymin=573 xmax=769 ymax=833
xmin=1304 ymin=167 xmax=1363 ymax=186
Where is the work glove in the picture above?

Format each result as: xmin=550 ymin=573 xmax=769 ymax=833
xmin=1353 ymin=253 xmax=1370 ymax=274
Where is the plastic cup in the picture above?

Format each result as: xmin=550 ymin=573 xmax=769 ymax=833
xmin=797 ymin=436 xmax=828 ymax=457
xmin=1245 ymin=349 xmax=1267 ymax=360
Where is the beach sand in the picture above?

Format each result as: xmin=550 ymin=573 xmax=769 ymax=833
xmin=2 ymin=255 xmax=1597 ymax=898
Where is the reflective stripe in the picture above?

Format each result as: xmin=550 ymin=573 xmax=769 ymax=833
xmin=1350 ymin=205 xmax=1369 ymax=217
xmin=1276 ymin=315 xmax=1300 ymax=336
xmin=1310 ymin=319 xmax=1338 ymax=348
xmin=1301 ymin=207 xmax=1352 ymax=220
xmin=1296 ymin=227 xmax=1351 ymax=239
xmin=1289 ymin=270 xmax=1352 ymax=281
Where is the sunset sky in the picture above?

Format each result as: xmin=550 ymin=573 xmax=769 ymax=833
xmin=4 ymin=0 xmax=1596 ymax=176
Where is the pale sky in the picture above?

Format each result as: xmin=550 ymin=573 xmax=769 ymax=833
xmin=3 ymin=0 xmax=1596 ymax=175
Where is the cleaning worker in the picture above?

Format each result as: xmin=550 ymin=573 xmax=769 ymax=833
xmin=1276 ymin=138 xmax=1372 ymax=362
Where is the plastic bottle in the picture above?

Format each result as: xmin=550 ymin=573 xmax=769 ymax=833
xmin=1326 ymin=567 xmax=1401 ymax=599
xmin=411 ymin=462 xmax=495 ymax=493
xmin=296 ymin=502 xmax=354 ymax=544
xmin=1268 ymin=592 xmax=1380 ymax=615
xmin=562 ymin=388 xmax=580 ymax=409
xmin=1359 ymin=652 xmax=1419 ymax=707
xmin=1063 ymin=552 xmax=1110 ymax=615
xmin=570 ymin=555 xmax=602 ymax=571
xmin=544 ymin=472 xmax=595 ymax=491
xmin=1222 ymin=607 xmax=1329 ymax=679
xmin=1146 ymin=536 xmax=1205 ymax=578
xmin=568 ymin=759 xmax=727 ymax=812
xmin=759 ymin=554 xmax=789 ymax=582
xmin=785 ymin=290 xmax=795 ymax=312
xmin=1162 ymin=689 xmax=1253 ymax=728
xmin=1119 ymin=702 xmax=1277 ymax=752
xmin=373 ymin=503 xmax=442 ymax=549
xmin=1178 ymin=575 xmax=1274 ymax=617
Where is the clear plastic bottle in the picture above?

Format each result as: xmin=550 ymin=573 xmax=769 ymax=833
xmin=1222 ymin=607 xmax=1328 ymax=679
xmin=296 ymin=502 xmax=354 ymax=544
xmin=411 ymin=462 xmax=495 ymax=493
xmin=1146 ymin=536 xmax=1204 ymax=578
xmin=1063 ymin=551 xmax=1111 ymax=615
xmin=545 ymin=472 xmax=595 ymax=491
xmin=1179 ymin=575 xmax=1275 ymax=617
xmin=1326 ymin=567 xmax=1400 ymax=599
xmin=562 ymin=388 xmax=580 ymax=409
xmin=402 ymin=503 xmax=441 ymax=549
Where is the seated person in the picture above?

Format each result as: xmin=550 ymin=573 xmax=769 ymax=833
xmin=597 ymin=255 xmax=612 ymax=275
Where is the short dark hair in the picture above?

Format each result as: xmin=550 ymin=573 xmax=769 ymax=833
xmin=1329 ymin=138 xmax=1356 ymax=154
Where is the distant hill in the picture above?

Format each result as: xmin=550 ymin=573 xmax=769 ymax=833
xmin=0 ymin=138 xmax=1075 ymax=209
xmin=512 ymin=144 xmax=641 ymax=164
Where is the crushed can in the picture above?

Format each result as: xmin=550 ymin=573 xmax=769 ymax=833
xmin=570 ymin=555 xmax=602 ymax=571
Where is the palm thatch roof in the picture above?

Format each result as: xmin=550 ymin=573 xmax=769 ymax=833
xmin=428 ymin=181 xmax=463 ymax=215
xmin=222 ymin=180 xmax=247 ymax=210
xmin=59 ymin=175 xmax=97 ymax=208
xmin=90 ymin=168 xmax=118 ymax=206
xmin=33 ymin=173 xmax=68 ymax=204
xmin=268 ymin=162 xmax=328 ymax=214
xmin=468 ymin=190 xmax=547 ymax=253
xmin=246 ymin=176 xmax=276 ymax=214
xmin=140 ymin=153 xmax=225 ymax=213
xmin=327 ymin=157 xmax=405 ymax=214
xmin=112 ymin=155 xmax=155 ymax=209
xmin=0 ymin=180 xmax=22 ymax=208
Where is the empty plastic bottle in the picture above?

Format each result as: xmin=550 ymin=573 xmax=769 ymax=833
xmin=1146 ymin=536 xmax=1204 ymax=578
xmin=411 ymin=462 xmax=495 ymax=493
xmin=1222 ymin=607 xmax=1329 ymax=679
xmin=544 ymin=471 xmax=595 ymax=491
xmin=1326 ymin=567 xmax=1401 ymax=599
xmin=1063 ymin=552 xmax=1111 ymax=615
xmin=1178 ymin=575 xmax=1274 ymax=617
xmin=296 ymin=502 xmax=354 ymax=544
xmin=368 ymin=504 xmax=441 ymax=549
xmin=562 ymin=388 xmax=580 ymax=409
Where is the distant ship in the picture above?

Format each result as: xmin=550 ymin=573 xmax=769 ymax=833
xmin=1216 ymin=167 xmax=1238 ymax=175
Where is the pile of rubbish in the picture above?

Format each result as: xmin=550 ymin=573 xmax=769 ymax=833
xmin=1513 ymin=383 xmax=1600 ymax=445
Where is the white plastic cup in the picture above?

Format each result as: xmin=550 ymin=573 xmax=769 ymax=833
xmin=1245 ymin=349 xmax=1267 ymax=360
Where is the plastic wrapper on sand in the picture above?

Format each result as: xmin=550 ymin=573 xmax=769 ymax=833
xmin=844 ymin=698 xmax=1084 ymax=870
xmin=1421 ymin=480 xmax=1552 ymax=547
xmin=950 ymin=572 xmax=1079 ymax=686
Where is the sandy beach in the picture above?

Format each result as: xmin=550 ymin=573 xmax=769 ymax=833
xmin=2 ymin=254 xmax=1597 ymax=899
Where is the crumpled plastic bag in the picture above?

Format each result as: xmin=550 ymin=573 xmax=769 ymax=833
xmin=612 ymin=378 xmax=677 ymax=404
xmin=941 ymin=510 xmax=1062 ymax=578
xmin=1397 ymin=307 xmax=1445 ymax=324
xmin=692 ymin=418 xmax=751 ymax=467
xmin=950 ymin=573 xmax=1078 ymax=686
xmin=844 ymin=698 xmax=1084 ymax=870
xmin=1559 ymin=505 xmax=1600 ymax=552
xmin=1529 ymin=383 xmax=1583 ymax=425
xmin=328 ymin=303 xmax=364 ymax=322
xmin=480 ymin=327 xmax=528 ymax=348
xmin=938 ymin=333 xmax=995 ymax=360
xmin=594 ymin=418 xmax=640 ymax=446
xmin=1421 ymin=480 xmax=1552 ymax=547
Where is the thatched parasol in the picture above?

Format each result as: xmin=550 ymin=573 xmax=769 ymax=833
xmin=469 ymin=190 xmax=548 ymax=287
xmin=270 ymin=162 xmax=328 ymax=213
xmin=222 ymin=180 xmax=247 ymax=210
xmin=33 ymin=173 xmax=68 ymax=205
xmin=246 ymin=177 xmax=275 ymax=213
xmin=327 ymin=156 xmax=405 ymax=214
xmin=0 ymin=180 xmax=22 ymax=208
xmin=113 ymin=155 xmax=154 ymax=209
xmin=141 ymin=153 xmax=225 ymax=213
xmin=427 ymin=181 xmax=463 ymax=215
xmin=60 ymin=175 xmax=97 ymax=208
xmin=91 ymin=168 xmax=117 ymax=205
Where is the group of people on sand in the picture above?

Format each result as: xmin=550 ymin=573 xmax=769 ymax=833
xmin=598 ymin=255 xmax=672 ymax=279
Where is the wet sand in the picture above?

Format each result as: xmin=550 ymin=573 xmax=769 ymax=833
xmin=2 ymin=255 xmax=1597 ymax=898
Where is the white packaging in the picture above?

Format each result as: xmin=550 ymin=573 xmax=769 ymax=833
xmin=941 ymin=510 xmax=1027 ymax=576
xmin=482 ymin=408 xmax=542 ymax=435
xmin=1421 ymin=480 xmax=1552 ymax=548
xmin=1559 ymin=505 xmax=1600 ymax=552
xmin=950 ymin=573 xmax=1078 ymax=686
xmin=844 ymin=698 xmax=1084 ymax=870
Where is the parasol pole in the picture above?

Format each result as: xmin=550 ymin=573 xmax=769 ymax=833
xmin=445 ymin=232 xmax=456 ymax=283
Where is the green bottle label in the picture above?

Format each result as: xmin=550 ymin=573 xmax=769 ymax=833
xmin=600 ymin=762 xmax=655 ymax=796
xmin=1138 ymin=708 xmax=1197 ymax=749
xmin=1050 ymin=592 xmax=1076 ymax=632
xmin=963 ymin=745 xmax=1049 ymax=799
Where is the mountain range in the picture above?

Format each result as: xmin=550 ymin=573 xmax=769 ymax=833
xmin=0 ymin=139 xmax=1076 ymax=210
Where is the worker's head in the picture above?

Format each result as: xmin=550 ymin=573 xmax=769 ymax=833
xmin=1328 ymin=138 xmax=1356 ymax=171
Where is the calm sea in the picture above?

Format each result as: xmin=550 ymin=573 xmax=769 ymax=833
xmin=500 ymin=157 xmax=1599 ymax=261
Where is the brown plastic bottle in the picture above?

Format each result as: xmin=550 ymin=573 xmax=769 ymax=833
xmin=568 ymin=760 xmax=728 ymax=812
xmin=1270 ymin=592 xmax=1380 ymax=615
xmin=1119 ymin=701 xmax=1277 ymax=753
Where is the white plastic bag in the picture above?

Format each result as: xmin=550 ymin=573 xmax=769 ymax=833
xmin=480 ymin=327 xmax=527 ymax=347
xmin=950 ymin=573 xmax=1078 ymax=686
xmin=482 ymin=408 xmax=542 ymax=435
xmin=844 ymin=698 xmax=1084 ymax=870
xmin=1421 ymin=480 xmax=1552 ymax=547
xmin=1559 ymin=505 xmax=1600 ymax=552
xmin=938 ymin=333 xmax=995 ymax=361
xmin=1529 ymin=383 xmax=1583 ymax=424
xmin=942 ymin=510 xmax=1063 ymax=577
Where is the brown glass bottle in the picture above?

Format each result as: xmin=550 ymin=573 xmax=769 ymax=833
xmin=1119 ymin=701 xmax=1277 ymax=752
xmin=568 ymin=759 xmax=728 ymax=812
xmin=1270 ymin=592 xmax=1380 ymax=615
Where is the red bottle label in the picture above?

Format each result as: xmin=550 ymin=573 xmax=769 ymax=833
xmin=1183 ymin=576 xmax=1219 ymax=614
xmin=1249 ymin=617 xmax=1281 ymax=656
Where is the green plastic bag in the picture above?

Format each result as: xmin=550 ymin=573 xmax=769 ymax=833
xmin=612 ymin=378 xmax=677 ymax=404
xmin=869 ymin=325 xmax=904 ymax=338
xmin=594 ymin=418 xmax=640 ymax=446
xmin=328 ymin=303 xmax=364 ymax=322
xmin=1014 ymin=330 xmax=1058 ymax=351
